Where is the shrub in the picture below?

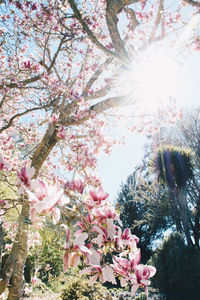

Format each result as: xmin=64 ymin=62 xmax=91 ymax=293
xmin=150 ymin=232 xmax=200 ymax=299
xmin=61 ymin=273 xmax=108 ymax=300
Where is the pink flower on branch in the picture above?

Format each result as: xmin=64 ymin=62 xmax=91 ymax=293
xmin=116 ymin=228 xmax=140 ymax=249
xmin=81 ymin=264 xmax=117 ymax=285
xmin=65 ymin=178 xmax=84 ymax=194
xmin=0 ymin=154 xmax=11 ymax=171
xmin=88 ymin=187 xmax=109 ymax=206
xmin=17 ymin=165 xmax=35 ymax=186
xmin=61 ymin=224 xmax=92 ymax=272
xmin=26 ymin=180 xmax=67 ymax=223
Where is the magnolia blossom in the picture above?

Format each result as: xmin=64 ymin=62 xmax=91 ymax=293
xmin=116 ymin=228 xmax=140 ymax=249
xmin=26 ymin=181 xmax=67 ymax=223
xmin=17 ymin=165 xmax=35 ymax=186
xmin=0 ymin=154 xmax=11 ymax=171
xmin=81 ymin=264 xmax=117 ymax=285
xmin=49 ymin=113 xmax=59 ymax=124
xmin=131 ymin=264 xmax=157 ymax=297
xmin=65 ymin=178 xmax=84 ymax=194
xmin=88 ymin=187 xmax=109 ymax=206
xmin=62 ymin=225 xmax=92 ymax=272
xmin=57 ymin=125 xmax=67 ymax=139
xmin=134 ymin=264 xmax=156 ymax=286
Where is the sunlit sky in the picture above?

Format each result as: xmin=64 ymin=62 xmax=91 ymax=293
xmin=97 ymin=49 xmax=200 ymax=202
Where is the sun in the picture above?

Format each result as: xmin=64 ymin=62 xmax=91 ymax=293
xmin=128 ymin=44 xmax=182 ymax=113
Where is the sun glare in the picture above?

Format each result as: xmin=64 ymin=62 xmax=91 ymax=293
xmin=130 ymin=45 xmax=182 ymax=112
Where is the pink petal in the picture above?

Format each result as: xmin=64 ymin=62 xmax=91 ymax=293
xmin=107 ymin=218 xmax=116 ymax=239
xmin=52 ymin=207 xmax=60 ymax=224
xmin=102 ymin=266 xmax=116 ymax=285
xmin=74 ymin=232 xmax=88 ymax=247
xmin=120 ymin=277 xmax=128 ymax=287
xmin=63 ymin=252 xmax=69 ymax=272
xmin=131 ymin=283 xmax=139 ymax=295
xmin=88 ymin=274 xmax=99 ymax=285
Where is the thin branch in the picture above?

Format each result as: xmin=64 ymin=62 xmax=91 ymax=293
xmin=67 ymin=0 xmax=130 ymax=67
xmin=149 ymin=0 xmax=164 ymax=43
xmin=64 ymin=94 xmax=131 ymax=126
xmin=0 ymin=100 xmax=56 ymax=134
xmin=183 ymin=0 xmax=200 ymax=8
xmin=0 ymin=74 xmax=43 ymax=90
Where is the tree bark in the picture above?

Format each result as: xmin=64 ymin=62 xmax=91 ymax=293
xmin=0 ymin=202 xmax=29 ymax=297
xmin=0 ymin=124 xmax=58 ymax=299
xmin=177 ymin=188 xmax=194 ymax=247
xmin=169 ymin=190 xmax=183 ymax=233
xmin=0 ymin=222 xmax=4 ymax=278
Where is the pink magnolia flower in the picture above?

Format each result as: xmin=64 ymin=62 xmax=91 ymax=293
xmin=0 ymin=154 xmax=10 ymax=171
xmin=122 ymin=228 xmax=139 ymax=248
xmin=17 ymin=165 xmax=35 ymax=186
xmin=49 ymin=113 xmax=59 ymax=124
xmin=86 ymin=248 xmax=102 ymax=266
xmin=88 ymin=187 xmax=109 ymax=206
xmin=129 ymin=249 xmax=141 ymax=268
xmin=62 ymin=225 xmax=91 ymax=271
xmin=65 ymin=178 xmax=84 ymax=194
xmin=74 ymin=213 xmax=94 ymax=236
xmin=26 ymin=182 xmax=64 ymax=223
xmin=113 ymin=256 xmax=132 ymax=277
xmin=92 ymin=219 xmax=116 ymax=247
xmin=81 ymin=264 xmax=117 ymax=285
xmin=92 ymin=205 xmax=121 ymax=227
xmin=57 ymin=125 xmax=66 ymax=139
xmin=134 ymin=264 xmax=156 ymax=286
xmin=131 ymin=264 xmax=156 ymax=297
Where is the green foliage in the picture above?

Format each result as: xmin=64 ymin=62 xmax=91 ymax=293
xmin=61 ymin=273 xmax=108 ymax=300
xmin=150 ymin=232 xmax=200 ymax=298
xmin=116 ymin=171 xmax=170 ymax=263
xmin=24 ymin=225 xmax=64 ymax=284
xmin=151 ymin=145 xmax=194 ymax=189
xmin=134 ymin=292 xmax=147 ymax=300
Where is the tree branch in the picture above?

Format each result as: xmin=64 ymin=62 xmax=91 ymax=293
xmin=67 ymin=0 xmax=130 ymax=66
xmin=149 ymin=0 xmax=164 ymax=43
xmin=0 ymin=101 xmax=56 ymax=134
xmin=63 ymin=94 xmax=131 ymax=126
xmin=183 ymin=0 xmax=200 ymax=8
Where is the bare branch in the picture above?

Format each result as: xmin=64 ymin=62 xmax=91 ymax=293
xmin=183 ymin=0 xmax=200 ymax=8
xmin=64 ymin=94 xmax=131 ymax=126
xmin=0 ymin=74 xmax=43 ymax=90
xmin=149 ymin=0 xmax=164 ymax=43
xmin=83 ymin=57 xmax=113 ymax=98
xmin=0 ymin=101 xmax=56 ymax=134
xmin=67 ymin=0 xmax=130 ymax=66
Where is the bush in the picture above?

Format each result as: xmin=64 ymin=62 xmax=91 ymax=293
xmin=150 ymin=232 xmax=200 ymax=299
xmin=24 ymin=226 xmax=64 ymax=284
xmin=61 ymin=273 xmax=108 ymax=300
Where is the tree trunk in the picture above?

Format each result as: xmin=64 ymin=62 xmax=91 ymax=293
xmin=177 ymin=188 xmax=194 ymax=247
xmin=0 ymin=202 xmax=29 ymax=297
xmin=169 ymin=190 xmax=183 ymax=233
xmin=0 ymin=124 xmax=58 ymax=299
xmin=0 ymin=222 xmax=4 ymax=278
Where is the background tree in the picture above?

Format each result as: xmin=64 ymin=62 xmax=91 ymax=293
xmin=150 ymin=232 xmax=200 ymax=299
xmin=151 ymin=145 xmax=194 ymax=246
xmin=116 ymin=169 xmax=171 ymax=262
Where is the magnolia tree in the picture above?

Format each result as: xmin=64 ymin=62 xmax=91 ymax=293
xmin=0 ymin=0 xmax=199 ymax=299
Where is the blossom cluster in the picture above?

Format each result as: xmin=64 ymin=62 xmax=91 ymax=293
xmin=0 ymin=156 xmax=156 ymax=298
xmin=61 ymin=187 xmax=156 ymax=297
